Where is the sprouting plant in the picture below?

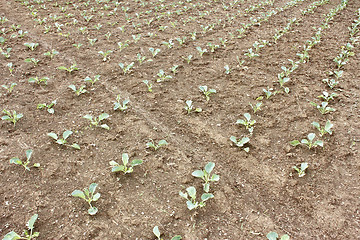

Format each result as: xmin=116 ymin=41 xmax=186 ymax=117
xmin=162 ymin=40 xmax=174 ymax=49
xmin=236 ymin=113 xmax=256 ymax=134
xmin=263 ymin=87 xmax=277 ymax=99
xmin=278 ymin=73 xmax=290 ymax=88
xmin=182 ymin=55 xmax=193 ymax=64
xmin=322 ymin=78 xmax=339 ymax=89
xmin=98 ymin=50 xmax=112 ymax=61
xmin=170 ymin=65 xmax=179 ymax=75
xmin=88 ymin=38 xmax=97 ymax=46
xmin=58 ymin=63 xmax=78 ymax=73
xmin=156 ymin=69 xmax=172 ymax=82
xmin=118 ymin=62 xmax=134 ymax=75
xmin=72 ymin=183 xmax=100 ymax=215
xmin=142 ymin=80 xmax=153 ymax=92
xmin=7 ymin=62 xmax=14 ymax=74
xmin=47 ymin=130 xmax=80 ymax=149
xmin=25 ymin=58 xmax=40 ymax=66
xmin=113 ymin=95 xmax=130 ymax=111
xmin=68 ymin=85 xmax=87 ymax=96
xmin=146 ymin=139 xmax=168 ymax=151
xmin=176 ymin=36 xmax=187 ymax=45
xmin=149 ymin=47 xmax=160 ymax=57
xmin=1 ymin=47 xmax=11 ymax=58
xmin=73 ymin=43 xmax=83 ymax=49
xmin=153 ymin=226 xmax=182 ymax=240
xmin=266 ymin=232 xmax=290 ymax=240
xmin=179 ymin=186 xmax=214 ymax=210
xmin=249 ymin=101 xmax=262 ymax=113
xmin=290 ymin=133 xmax=323 ymax=149
xmin=207 ymin=42 xmax=220 ymax=52
xmin=199 ymin=86 xmax=216 ymax=101
xmin=135 ymin=53 xmax=147 ymax=65
xmin=28 ymin=76 xmax=49 ymax=85
xmin=184 ymin=100 xmax=202 ymax=114
xmin=230 ymin=136 xmax=250 ymax=152
xmin=43 ymin=49 xmax=59 ymax=59
xmin=10 ymin=149 xmax=40 ymax=171
xmin=192 ymin=162 xmax=220 ymax=193
xmin=37 ymin=100 xmax=56 ymax=114
xmin=311 ymin=120 xmax=333 ymax=137
xmin=317 ymin=91 xmax=338 ymax=102
xmin=117 ymin=41 xmax=129 ymax=51
xmin=84 ymin=75 xmax=100 ymax=86
xmin=83 ymin=113 xmax=110 ymax=130
xmin=2 ymin=83 xmax=17 ymax=93
xmin=224 ymin=65 xmax=231 ymax=75
xmin=132 ymin=34 xmax=141 ymax=43
xmin=293 ymin=162 xmax=308 ymax=178
xmin=310 ymin=101 xmax=335 ymax=114
xmin=109 ymin=153 xmax=143 ymax=174
xmin=1 ymin=109 xmax=23 ymax=126
xmin=3 ymin=214 xmax=39 ymax=240
xmin=196 ymin=46 xmax=207 ymax=57
xmin=244 ymin=48 xmax=259 ymax=59
xmin=24 ymin=42 xmax=39 ymax=51
xmin=297 ymin=46 xmax=310 ymax=63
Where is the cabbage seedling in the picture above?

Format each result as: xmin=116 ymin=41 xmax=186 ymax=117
xmin=10 ymin=149 xmax=40 ymax=171
xmin=98 ymin=50 xmax=112 ymax=61
xmin=2 ymin=109 xmax=23 ymax=126
xmin=170 ymin=65 xmax=179 ymax=75
xmin=322 ymin=78 xmax=339 ymax=89
xmin=146 ymin=139 xmax=168 ymax=151
xmin=72 ymin=183 xmax=100 ymax=215
xmin=113 ymin=95 xmax=129 ymax=111
xmin=149 ymin=47 xmax=160 ymax=57
xmin=182 ymin=55 xmax=193 ymax=64
xmin=136 ymin=53 xmax=146 ymax=64
xmin=83 ymin=113 xmax=110 ymax=130
xmin=230 ymin=136 xmax=250 ymax=152
xmin=224 ymin=65 xmax=231 ymax=74
xmin=162 ymin=40 xmax=174 ymax=49
xmin=84 ymin=75 xmax=100 ymax=86
xmin=156 ymin=69 xmax=172 ymax=82
xmin=2 ymin=83 xmax=16 ymax=93
xmin=58 ymin=63 xmax=78 ymax=73
xmin=3 ymin=214 xmax=39 ymax=240
xmin=266 ymin=232 xmax=290 ymax=240
xmin=310 ymin=101 xmax=335 ymax=114
xmin=142 ymin=80 xmax=152 ymax=92
xmin=311 ymin=120 xmax=333 ymax=137
xmin=47 ymin=130 xmax=80 ymax=149
xmin=236 ymin=113 xmax=256 ymax=134
xmin=249 ymin=101 xmax=262 ymax=113
xmin=192 ymin=162 xmax=220 ymax=193
xmin=153 ymin=226 xmax=182 ymax=240
xmin=293 ymin=162 xmax=308 ymax=177
xmin=88 ymin=38 xmax=97 ymax=46
xmin=118 ymin=41 xmax=129 ymax=51
xmin=44 ymin=49 xmax=59 ymax=59
xmin=179 ymin=187 xmax=214 ymax=210
xmin=24 ymin=42 xmax=39 ymax=51
xmin=28 ymin=76 xmax=49 ymax=85
xmin=73 ymin=43 xmax=82 ymax=49
xmin=184 ymin=100 xmax=202 ymax=114
xmin=37 ymin=100 xmax=56 ymax=114
xmin=317 ymin=91 xmax=338 ymax=102
xmin=196 ymin=46 xmax=207 ymax=57
xmin=244 ymin=48 xmax=259 ymax=59
xmin=290 ymin=133 xmax=323 ymax=149
xmin=118 ymin=62 xmax=134 ymax=75
xmin=7 ymin=62 xmax=14 ymax=74
xmin=109 ymin=153 xmax=143 ymax=174
xmin=199 ymin=86 xmax=216 ymax=101
xmin=25 ymin=58 xmax=40 ymax=66
xmin=68 ymin=85 xmax=87 ymax=96
xmin=1 ymin=47 xmax=11 ymax=58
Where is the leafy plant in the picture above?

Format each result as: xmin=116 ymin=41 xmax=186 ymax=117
xmin=196 ymin=46 xmax=207 ymax=57
xmin=9 ymin=149 xmax=40 ymax=171
xmin=293 ymin=162 xmax=308 ymax=178
xmin=47 ymin=130 xmax=80 ymax=149
xmin=72 ymin=183 xmax=100 ymax=215
xmin=28 ymin=77 xmax=49 ymax=85
xmin=68 ymin=85 xmax=87 ymax=96
xmin=322 ymin=78 xmax=339 ymax=89
xmin=24 ymin=42 xmax=39 ymax=51
xmin=267 ymin=232 xmax=290 ymax=240
xmin=224 ymin=65 xmax=231 ymax=74
xmin=136 ymin=53 xmax=146 ymax=65
xmin=179 ymin=186 xmax=214 ymax=210
xmin=170 ymin=65 xmax=179 ymax=75
xmin=2 ymin=83 xmax=17 ymax=93
xmin=84 ymin=75 xmax=100 ymax=86
xmin=290 ymin=133 xmax=323 ymax=149
xmin=156 ymin=69 xmax=172 ymax=82
xmin=113 ymin=95 xmax=129 ymax=111
xmin=118 ymin=62 xmax=134 ymax=75
xmin=184 ymin=100 xmax=202 ymax=114
xmin=153 ymin=226 xmax=182 ymax=240
xmin=43 ymin=49 xmax=59 ymax=59
xmin=1 ymin=47 xmax=11 ymax=58
xmin=230 ymin=136 xmax=250 ymax=152
xmin=199 ymin=86 xmax=216 ymax=101
xmin=236 ymin=113 xmax=256 ymax=134
xmin=142 ymin=80 xmax=152 ymax=92
xmin=3 ymin=214 xmax=39 ymax=240
xmin=311 ymin=120 xmax=333 ymax=136
xmin=1 ymin=109 xmax=23 ymax=126
xmin=146 ymin=139 xmax=168 ymax=151
xmin=318 ymin=91 xmax=338 ymax=102
xmin=88 ymin=38 xmax=97 ymax=46
xmin=192 ymin=162 xmax=220 ymax=193
xmin=37 ymin=100 xmax=56 ymax=114
xmin=24 ymin=58 xmax=40 ymax=66
xmin=244 ymin=48 xmax=259 ymax=59
xmin=182 ymin=55 xmax=193 ymax=64
xmin=117 ymin=41 xmax=129 ymax=51
xmin=249 ymin=101 xmax=262 ymax=113
xmin=58 ymin=63 xmax=78 ymax=73
xmin=149 ymin=47 xmax=160 ymax=57
xmin=83 ymin=113 xmax=110 ymax=130
xmin=98 ymin=50 xmax=112 ymax=61
xmin=310 ymin=101 xmax=335 ymax=114
xmin=7 ymin=62 xmax=14 ymax=74
xmin=109 ymin=153 xmax=143 ymax=174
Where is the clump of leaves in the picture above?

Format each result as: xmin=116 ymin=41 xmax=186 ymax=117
xmin=24 ymin=42 xmax=39 ymax=51
xmin=290 ymin=133 xmax=323 ymax=149
xmin=113 ymin=95 xmax=130 ymax=111
xmin=44 ymin=49 xmax=59 ymax=59
xmin=98 ymin=50 xmax=112 ymax=61
xmin=1 ymin=109 xmax=23 ymax=126
xmin=249 ymin=101 xmax=262 ymax=113
xmin=179 ymin=186 xmax=214 ymax=210
xmin=3 ymin=214 xmax=39 ymax=240
xmin=142 ymin=80 xmax=152 ymax=92
xmin=317 ymin=91 xmax=338 ymax=102
xmin=28 ymin=76 xmax=49 ymax=85
xmin=47 ymin=130 xmax=80 ymax=149
xmin=293 ymin=162 xmax=308 ymax=177
xmin=83 ymin=113 xmax=110 ymax=130
xmin=192 ymin=162 xmax=220 ymax=193
xmin=236 ymin=113 xmax=256 ymax=134
xmin=184 ymin=100 xmax=202 ymax=114
xmin=84 ymin=75 xmax=100 ymax=86
xmin=25 ymin=58 xmax=40 ymax=66
xmin=58 ymin=63 xmax=78 ymax=73
xmin=72 ymin=183 xmax=100 ymax=215
xmin=68 ymin=85 xmax=87 ymax=96
xmin=37 ymin=100 xmax=56 ymax=114
xmin=311 ymin=120 xmax=333 ymax=137
xmin=2 ymin=83 xmax=17 ymax=93
xmin=9 ymin=149 xmax=40 ymax=171
xmin=310 ymin=101 xmax=335 ymax=114
xmin=109 ymin=153 xmax=143 ymax=174
xmin=149 ymin=47 xmax=160 ymax=57
xmin=267 ymin=232 xmax=290 ymax=240
xmin=153 ymin=226 xmax=182 ymax=240
xmin=230 ymin=136 xmax=250 ymax=152
xmin=199 ymin=86 xmax=216 ymax=101
xmin=118 ymin=62 xmax=134 ymax=75
xmin=146 ymin=139 xmax=168 ymax=151
xmin=156 ymin=69 xmax=172 ymax=82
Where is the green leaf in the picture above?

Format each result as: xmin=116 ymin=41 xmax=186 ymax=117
xmin=58 ymin=66 xmax=68 ymax=70
xmin=311 ymin=121 xmax=320 ymax=129
xmin=308 ymin=133 xmax=315 ymax=142
xmin=186 ymin=186 xmax=196 ymax=199
xmin=89 ymin=183 xmax=98 ymax=194
xmin=301 ymin=139 xmax=309 ymax=145
xmin=68 ymin=85 xmax=76 ymax=91
xmin=204 ymin=183 xmax=210 ymax=193
xmin=192 ymin=170 xmax=205 ymax=178
xmin=325 ymin=120 xmax=333 ymax=133
xmin=211 ymin=174 xmax=220 ymax=181
xmin=98 ymin=113 xmax=109 ymax=121
xmin=130 ymin=159 xmax=143 ymax=167
xmin=290 ymin=140 xmax=300 ymax=146
xmin=92 ymin=193 xmax=101 ymax=201
xmin=63 ymin=130 xmax=73 ymax=140
xmin=109 ymin=161 xmax=118 ymax=166
xmin=47 ymin=132 xmax=58 ymax=140
xmin=83 ymin=115 xmax=93 ymax=121
xmin=153 ymin=226 xmax=161 ymax=238
xmin=71 ymin=143 xmax=80 ymax=150
xmin=112 ymin=165 xmax=124 ymax=172
xmin=26 ymin=214 xmax=38 ymax=230
xmin=122 ymin=153 xmax=129 ymax=166
xmin=171 ymin=236 xmax=182 ymax=240
xmin=244 ymin=113 xmax=251 ymax=121
xmin=158 ymin=139 xmax=168 ymax=146
xmin=267 ymin=232 xmax=279 ymax=240
xmin=229 ymin=136 xmax=237 ymax=144
xmin=88 ymin=207 xmax=98 ymax=215
xmin=3 ymin=231 xmax=21 ymax=240
xmin=33 ymin=163 xmax=40 ymax=168
xmin=280 ymin=234 xmax=290 ymax=240
xmin=25 ymin=149 xmax=33 ymax=161
xmin=72 ymin=190 xmax=86 ymax=199
xmin=100 ymin=124 xmax=110 ymax=130
xmin=186 ymin=200 xmax=197 ymax=210
xmin=201 ymin=193 xmax=214 ymax=202
xmin=10 ymin=157 xmax=22 ymax=165
xmin=205 ymin=162 xmax=215 ymax=174
xmin=47 ymin=108 xmax=54 ymax=114
xmin=2 ymin=115 xmax=10 ymax=120
xmin=315 ymin=140 xmax=323 ymax=147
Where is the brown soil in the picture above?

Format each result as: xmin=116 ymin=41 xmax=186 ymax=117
xmin=1 ymin=0 xmax=359 ymax=239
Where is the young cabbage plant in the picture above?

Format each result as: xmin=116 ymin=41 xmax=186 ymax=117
xmin=293 ymin=162 xmax=308 ymax=177
xmin=230 ymin=136 xmax=250 ymax=152
xmin=310 ymin=101 xmax=335 ymax=114
xmin=72 ymin=183 xmax=100 ymax=215
xmin=24 ymin=42 xmax=39 ymax=51
xmin=179 ymin=186 xmax=214 ymax=210
xmin=317 ymin=91 xmax=338 ymax=102
xmin=43 ymin=49 xmax=59 ymax=59
xmin=184 ymin=100 xmax=202 ymax=114
xmin=182 ymin=55 xmax=193 ymax=64
xmin=136 ymin=53 xmax=146 ymax=64
xmin=113 ymin=95 xmax=129 ymax=111
xmin=117 ymin=41 xmax=129 ymax=51
xmin=118 ymin=62 xmax=134 ymax=75
xmin=196 ymin=46 xmax=207 ymax=57
xmin=68 ymin=85 xmax=87 ymax=96
xmin=83 ymin=113 xmax=110 ymax=130
xmin=149 ymin=47 xmax=160 ymax=57
xmin=153 ymin=226 xmax=182 ymax=240
xmin=192 ymin=162 xmax=220 ymax=193
xmin=199 ymin=86 xmax=216 ymax=101
xmin=25 ymin=58 xmax=40 ymax=66
xmin=3 ymin=214 xmax=39 ymax=240
xmin=2 ymin=83 xmax=17 ymax=93
xmin=311 ymin=120 xmax=333 ymax=137
xmin=109 ymin=153 xmax=143 ymax=174
xmin=322 ymin=78 xmax=339 ymax=89
xmin=47 ymin=130 xmax=80 ymax=149
xmin=249 ymin=101 xmax=262 ymax=113
xmin=236 ymin=113 xmax=256 ymax=134
xmin=290 ymin=133 xmax=323 ymax=149
xmin=37 ymin=100 xmax=56 ymax=114
xmin=2 ymin=109 xmax=23 ymax=126
xmin=224 ymin=65 xmax=231 ymax=74
xmin=28 ymin=76 xmax=49 ymax=85
xmin=146 ymin=139 xmax=168 ymax=151
xmin=98 ymin=50 xmax=112 ymax=61
xmin=142 ymin=80 xmax=153 ymax=92
xmin=84 ymin=75 xmax=100 ymax=86
xmin=156 ymin=69 xmax=172 ymax=82
xmin=9 ymin=149 xmax=40 ymax=171
xmin=58 ymin=63 xmax=78 ymax=73
xmin=266 ymin=232 xmax=290 ymax=240
xmin=263 ymin=87 xmax=278 ymax=99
